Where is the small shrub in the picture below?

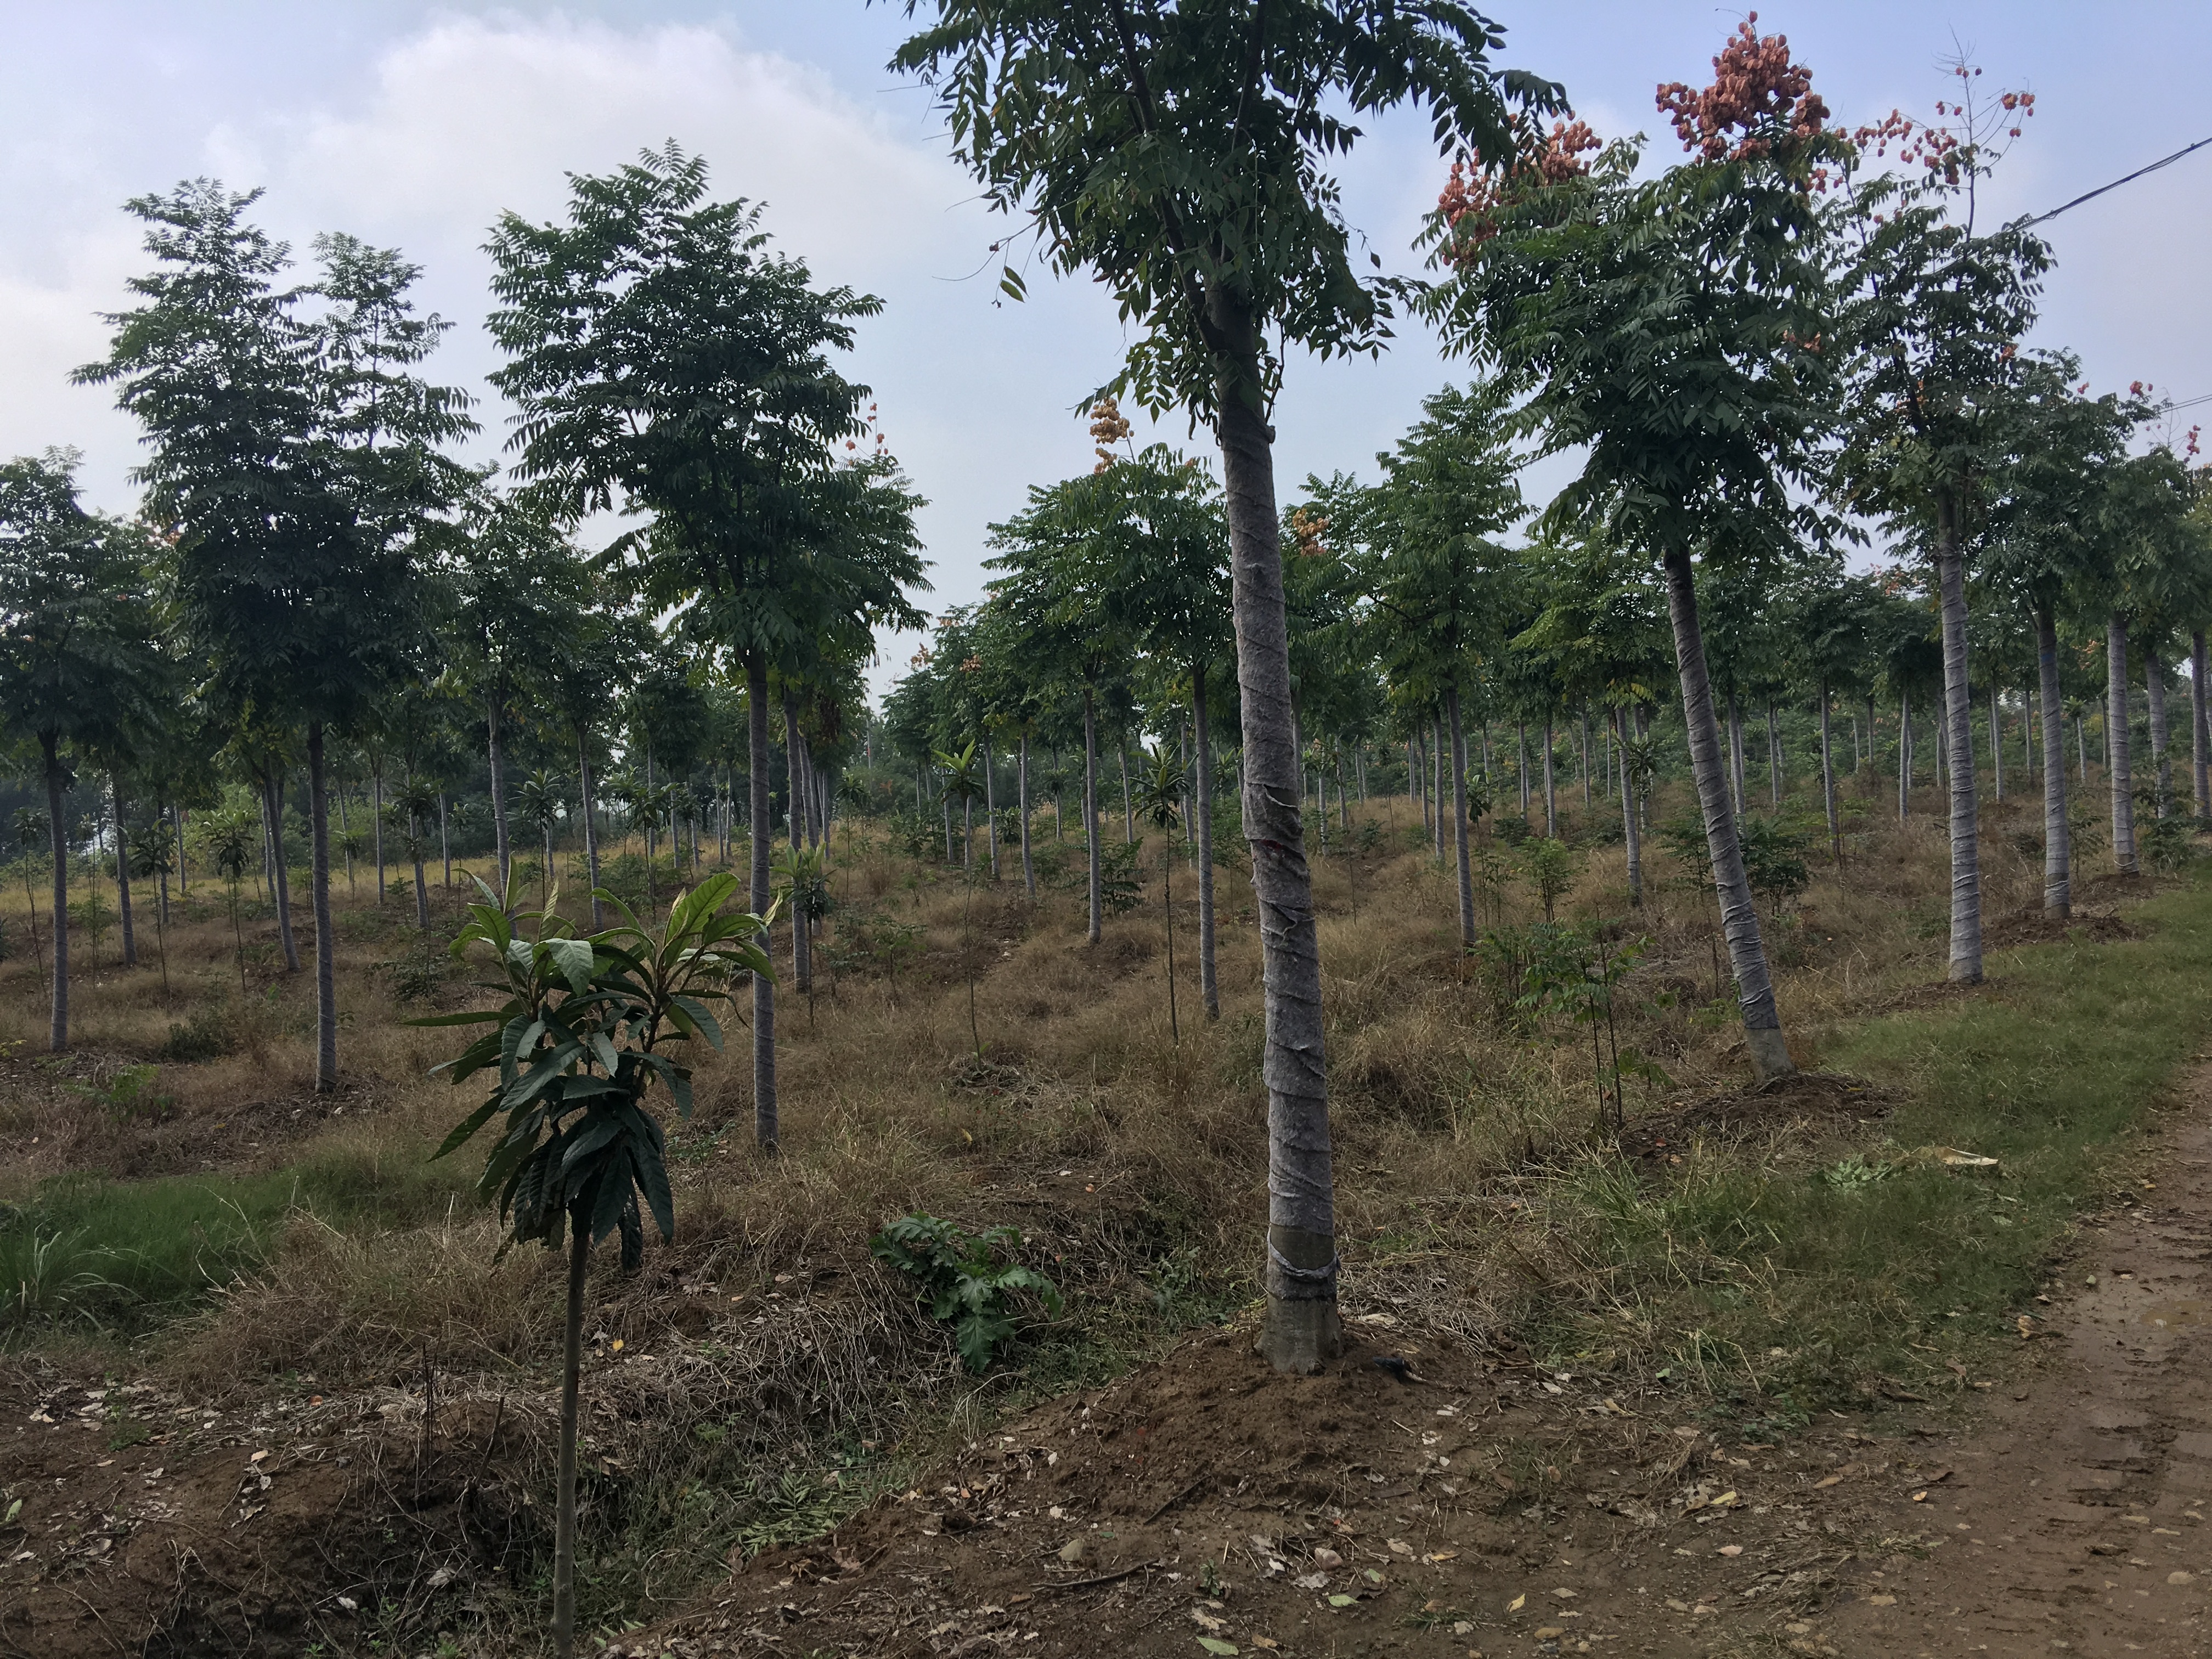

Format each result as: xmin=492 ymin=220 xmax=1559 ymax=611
xmin=160 ymin=1005 xmax=238 ymax=1062
xmin=67 ymin=1063 xmax=172 ymax=1122
xmin=2140 ymin=815 xmax=2198 ymax=874
xmin=868 ymin=1214 xmax=1063 ymax=1373
xmin=1517 ymin=837 xmax=1582 ymax=922
xmin=1494 ymin=813 xmax=1532 ymax=847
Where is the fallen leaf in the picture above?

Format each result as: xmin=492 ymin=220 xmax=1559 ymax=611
xmin=1535 ymin=1627 xmax=1566 ymax=1640
xmin=1718 ymin=1544 xmax=1743 ymax=1557
xmin=1198 ymin=1640 xmax=1240 ymax=1656
xmin=1251 ymin=1640 xmax=1280 ymax=1652
xmin=1328 ymin=1594 xmax=1357 ymax=1607
xmin=1869 ymin=1593 xmax=1897 ymax=1606
xmin=1389 ymin=1539 xmax=1415 ymax=1557
xmin=1508 ymin=1593 xmax=1526 ymax=1612
xmin=1293 ymin=1573 xmax=1328 ymax=1591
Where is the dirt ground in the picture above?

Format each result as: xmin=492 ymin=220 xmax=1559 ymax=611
xmin=611 ymin=1069 xmax=2212 ymax=1659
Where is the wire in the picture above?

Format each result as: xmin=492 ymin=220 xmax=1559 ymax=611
xmin=2012 ymin=134 xmax=2212 ymax=228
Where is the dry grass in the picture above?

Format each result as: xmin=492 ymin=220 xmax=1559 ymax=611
xmin=1 ymin=769 xmax=2187 ymax=1641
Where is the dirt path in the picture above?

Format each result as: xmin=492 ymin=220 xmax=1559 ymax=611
xmin=1819 ymin=1069 xmax=2212 ymax=1658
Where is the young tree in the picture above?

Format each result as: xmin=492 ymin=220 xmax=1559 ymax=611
xmin=1833 ymin=63 xmax=2048 ymax=982
xmin=0 ymin=453 xmax=166 ymax=1050
xmin=487 ymin=145 xmax=927 ymax=1151
xmin=1133 ymin=741 xmax=1188 ymax=1040
xmin=894 ymin=0 xmax=1556 ymax=1373
xmin=423 ymin=875 xmax=770 ymax=1659
xmin=1427 ymin=21 xmax=1847 ymax=1081
xmin=79 ymin=185 xmax=470 ymax=1091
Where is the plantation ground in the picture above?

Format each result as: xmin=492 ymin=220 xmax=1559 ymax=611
xmin=2 ymin=770 xmax=2209 ymax=1657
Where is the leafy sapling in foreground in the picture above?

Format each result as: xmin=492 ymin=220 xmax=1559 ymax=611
xmin=416 ymin=873 xmax=771 ymax=1659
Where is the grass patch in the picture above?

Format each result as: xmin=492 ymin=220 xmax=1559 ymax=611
xmin=1 ymin=1134 xmax=473 ymax=1328
xmin=1556 ymin=871 xmax=2212 ymax=1421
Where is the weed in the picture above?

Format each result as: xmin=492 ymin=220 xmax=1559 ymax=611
xmin=160 ymin=1003 xmax=238 ymax=1060
xmin=869 ymin=1214 xmax=1065 ymax=1373
xmin=67 ymin=1063 xmax=172 ymax=1121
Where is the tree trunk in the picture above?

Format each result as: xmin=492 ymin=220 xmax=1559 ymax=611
xmin=2038 ymin=607 xmax=2071 ymax=917
xmin=410 ymin=815 xmax=428 ymax=932
xmin=1662 ymin=548 xmax=1793 ymax=1081
xmin=578 ymin=728 xmax=602 ymax=929
xmin=2146 ymin=650 xmax=2171 ymax=819
xmin=1935 ymin=521 xmax=1983 ymax=983
xmin=2108 ymin=618 xmax=2138 ymax=874
xmin=1516 ymin=719 xmax=1528 ymax=814
xmin=268 ymin=772 xmax=300 ymax=972
xmin=1897 ymin=689 xmax=1911 ymax=822
xmin=1819 ymin=683 xmax=1839 ymax=864
xmin=983 ymin=732 xmax=999 ymax=881
xmin=1192 ymin=667 xmax=1218 ymax=1020
xmin=43 ymin=736 xmax=68 ymax=1052
xmin=1726 ymin=695 xmax=1746 ymax=818
xmin=2194 ymin=631 xmax=2210 ymax=820
xmin=781 ymin=690 xmax=810 ymax=998
xmin=1215 ymin=324 xmax=1338 ymax=1375
xmin=1617 ymin=706 xmax=1643 ymax=905
xmin=372 ymin=765 xmax=385 ymax=903
xmin=1990 ymin=685 xmax=2005 ymax=803
xmin=551 ymin=1216 xmax=589 ymax=1659
xmin=1018 ymin=734 xmax=1036 ymax=899
xmin=112 ymin=776 xmax=136 ymax=966
xmin=1541 ymin=713 xmax=1557 ymax=837
xmin=1766 ymin=702 xmax=1782 ymax=806
xmin=747 ymin=657 xmax=778 ymax=1148
xmin=1431 ymin=720 xmax=1446 ymax=858
xmin=1083 ymin=690 xmax=1102 ymax=945
xmin=1579 ymin=704 xmax=1592 ymax=812
xmin=307 ymin=726 xmax=338 ymax=1092
xmin=487 ymin=696 xmax=511 ymax=895
xmin=1119 ymin=739 xmax=1133 ymax=844
xmin=1446 ymin=689 xmax=1475 ymax=947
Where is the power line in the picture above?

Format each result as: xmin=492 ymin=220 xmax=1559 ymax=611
xmin=2012 ymin=134 xmax=2212 ymax=228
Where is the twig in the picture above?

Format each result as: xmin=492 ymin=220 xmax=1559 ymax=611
xmin=1138 ymin=1476 xmax=1207 ymax=1525
xmin=1035 ymin=1557 xmax=1163 ymax=1593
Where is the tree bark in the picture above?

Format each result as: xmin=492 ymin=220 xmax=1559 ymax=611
xmin=1214 ymin=321 xmax=1338 ymax=1375
xmin=1541 ymin=712 xmax=1557 ymax=837
xmin=1662 ymin=549 xmax=1793 ymax=1080
xmin=1819 ymin=683 xmax=1839 ymax=865
xmin=1935 ymin=521 xmax=1983 ymax=983
xmin=372 ymin=763 xmax=385 ymax=904
xmin=1516 ymin=719 xmax=1528 ymax=814
xmin=439 ymin=793 xmax=451 ymax=889
xmin=2146 ymin=650 xmax=2171 ymax=819
xmin=307 ymin=726 xmax=338 ymax=1092
xmin=983 ymin=731 xmax=1000 ymax=881
xmin=1446 ymin=689 xmax=1474 ymax=948
xmin=1579 ymin=704 xmax=1592 ymax=812
xmin=2108 ymin=617 xmax=2138 ymax=874
xmin=1083 ymin=691 xmax=1102 ymax=945
xmin=1990 ymin=685 xmax=2004 ymax=803
xmin=1119 ymin=738 xmax=1133 ymax=844
xmin=1192 ymin=666 xmax=1218 ymax=1020
xmin=1431 ymin=720 xmax=1445 ymax=858
xmin=112 ymin=776 xmax=136 ymax=966
xmin=2038 ymin=607 xmax=2071 ymax=917
xmin=1897 ymin=689 xmax=1911 ymax=822
xmin=1018 ymin=733 xmax=1036 ymax=899
xmin=267 ymin=771 xmax=300 ymax=972
xmin=1726 ymin=695 xmax=1746 ymax=819
xmin=578 ymin=727 xmax=602 ymax=929
xmin=1617 ymin=706 xmax=1643 ymax=905
xmin=1765 ymin=702 xmax=1782 ymax=806
xmin=747 ymin=657 xmax=778 ymax=1149
xmin=487 ymin=695 xmax=511 ymax=896
xmin=782 ymin=691 xmax=811 ymax=995
xmin=44 ymin=736 xmax=68 ymax=1052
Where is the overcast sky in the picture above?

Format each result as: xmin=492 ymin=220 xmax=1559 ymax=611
xmin=4 ymin=2 xmax=2207 ymax=702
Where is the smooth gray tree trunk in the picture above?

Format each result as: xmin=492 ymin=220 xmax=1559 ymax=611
xmin=44 ymin=736 xmax=68 ymax=1051
xmin=1897 ymin=689 xmax=1911 ymax=822
xmin=1936 ymin=527 xmax=1983 ymax=983
xmin=1082 ymin=691 xmax=1102 ymax=945
xmin=748 ymin=658 xmax=778 ymax=1148
xmin=439 ymin=793 xmax=452 ymax=889
xmin=1767 ymin=702 xmax=1782 ymax=806
xmin=1663 ymin=549 xmax=1793 ymax=1081
xmin=1018 ymin=733 xmax=1036 ymax=899
xmin=1727 ymin=695 xmax=1746 ymax=818
xmin=1193 ymin=667 xmax=1218 ymax=1020
xmin=2109 ymin=618 xmax=2138 ymax=874
xmin=1119 ymin=738 xmax=1133 ymax=844
xmin=487 ymin=696 xmax=511 ymax=897
xmin=371 ymin=765 xmax=385 ymax=904
xmin=577 ymin=728 xmax=603 ymax=929
xmin=307 ymin=726 xmax=337 ymax=1092
xmin=2146 ymin=651 xmax=2171 ymax=819
xmin=1617 ymin=706 xmax=1642 ymax=905
xmin=1431 ymin=720 xmax=1445 ymax=858
xmin=2037 ymin=609 xmax=2072 ymax=917
xmin=1990 ymin=685 xmax=2004 ymax=803
xmin=112 ymin=776 xmax=135 ymax=966
xmin=1541 ymin=713 xmax=1557 ymax=837
xmin=268 ymin=772 xmax=300 ymax=972
xmin=1446 ymin=688 xmax=1474 ymax=948
xmin=1819 ymin=684 xmax=1839 ymax=864
xmin=1215 ymin=325 xmax=1338 ymax=1375
xmin=983 ymin=732 xmax=999 ymax=881
xmin=1579 ymin=706 xmax=1591 ymax=812
xmin=783 ymin=691 xmax=811 ymax=994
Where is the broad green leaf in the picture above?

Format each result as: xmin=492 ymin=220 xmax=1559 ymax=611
xmin=431 ymin=1098 xmax=500 ymax=1161
xmin=404 ymin=1008 xmax=507 ymax=1028
xmin=1197 ymin=1641 xmax=1239 ymax=1657
xmin=545 ymin=935 xmax=595 ymax=994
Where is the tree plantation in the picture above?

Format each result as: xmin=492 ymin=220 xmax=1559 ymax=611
xmin=4 ymin=10 xmax=2212 ymax=1658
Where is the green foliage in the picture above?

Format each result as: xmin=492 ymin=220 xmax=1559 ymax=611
xmin=1516 ymin=837 xmax=1582 ymax=922
xmin=67 ymin=1063 xmax=171 ymax=1122
xmin=772 ymin=843 xmax=832 ymax=926
xmin=419 ymin=873 xmax=772 ymax=1266
xmin=160 ymin=1004 xmax=239 ymax=1062
xmin=1737 ymin=814 xmax=1814 ymax=908
xmin=2141 ymin=815 xmax=2199 ymax=876
xmin=1098 ymin=839 xmax=1143 ymax=915
xmin=868 ymin=1213 xmax=1064 ymax=1374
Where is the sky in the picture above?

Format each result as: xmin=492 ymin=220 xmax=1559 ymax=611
xmin=4 ymin=2 xmax=2207 ymax=704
